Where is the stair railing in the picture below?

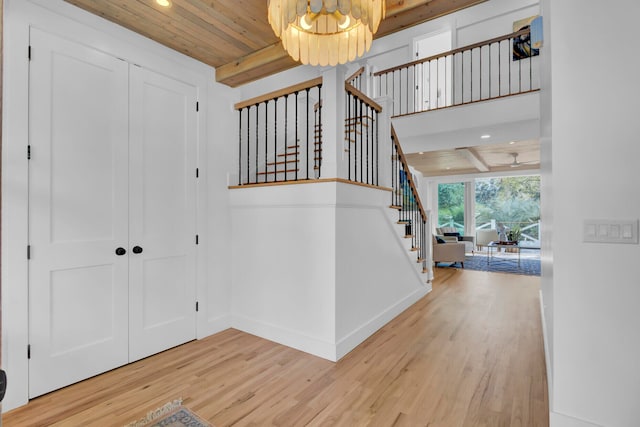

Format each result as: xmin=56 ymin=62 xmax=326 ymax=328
xmin=391 ymin=125 xmax=427 ymax=271
xmin=345 ymin=66 xmax=366 ymax=92
xmin=374 ymin=28 xmax=539 ymax=117
xmin=235 ymin=77 xmax=323 ymax=185
xmin=344 ymin=81 xmax=382 ymax=185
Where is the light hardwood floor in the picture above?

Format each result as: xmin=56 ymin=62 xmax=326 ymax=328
xmin=3 ymin=268 xmax=549 ymax=426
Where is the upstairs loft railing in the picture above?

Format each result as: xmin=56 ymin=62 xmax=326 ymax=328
xmin=374 ymin=28 xmax=540 ymax=117
xmin=391 ymin=126 xmax=427 ymax=272
xmin=345 ymin=80 xmax=381 ymax=186
xmin=235 ymin=77 xmax=323 ymax=185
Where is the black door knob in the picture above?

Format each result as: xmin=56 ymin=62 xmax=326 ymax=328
xmin=132 ymin=246 xmax=143 ymax=254
xmin=115 ymin=247 xmax=126 ymax=256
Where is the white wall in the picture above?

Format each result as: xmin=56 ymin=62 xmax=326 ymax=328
xmin=538 ymin=0 xmax=554 ymax=407
xmin=230 ymin=181 xmax=429 ymax=361
xmin=335 ymin=183 xmax=430 ymax=358
xmin=1 ymin=0 xmax=233 ymax=410
xmin=230 ymin=183 xmax=338 ymax=360
xmin=549 ymin=1 xmax=640 ymax=426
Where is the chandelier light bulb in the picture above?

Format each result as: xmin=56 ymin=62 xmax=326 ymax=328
xmin=300 ymin=14 xmax=313 ymax=30
xmin=337 ymin=14 xmax=351 ymax=30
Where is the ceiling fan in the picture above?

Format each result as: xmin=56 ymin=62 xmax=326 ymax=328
xmin=499 ymin=152 xmax=537 ymax=168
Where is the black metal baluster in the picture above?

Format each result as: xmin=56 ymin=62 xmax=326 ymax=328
xmin=366 ymin=105 xmax=370 ymax=184
xmin=375 ymin=110 xmax=379 ymax=186
xmin=498 ymin=40 xmax=502 ymax=96
xmin=348 ymin=92 xmax=352 ymax=181
xmin=284 ymin=94 xmax=289 ymax=181
xmin=461 ymin=51 xmax=465 ymax=103
xmin=306 ymin=87 xmax=310 ymax=180
xmin=489 ymin=42 xmax=492 ymax=98
xmin=238 ymin=109 xmax=242 ymax=185
xmin=295 ymin=91 xmax=299 ymax=181
xmin=530 ymin=48 xmax=533 ymax=90
xmin=255 ymin=104 xmax=259 ymax=183
xmin=317 ymin=84 xmax=322 ymax=178
xmin=507 ymin=37 xmax=514 ymax=95
xmin=392 ymin=70 xmax=396 ymax=116
xmin=471 ymin=48 xmax=473 ymax=102
xmin=519 ymin=46 xmax=522 ymax=92
xmin=264 ymin=100 xmax=268 ymax=182
xmin=274 ymin=97 xmax=278 ymax=182
xmin=246 ymin=107 xmax=250 ymax=184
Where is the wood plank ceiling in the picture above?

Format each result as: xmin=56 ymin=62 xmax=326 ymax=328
xmin=405 ymin=139 xmax=540 ymax=177
xmin=63 ymin=0 xmax=487 ymax=87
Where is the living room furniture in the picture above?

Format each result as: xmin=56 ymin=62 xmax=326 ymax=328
xmin=487 ymin=241 xmax=541 ymax=266
xmin=433 ymin=236 xmax=466 ymax=268
xmin=435 ymin=227 xmax=475 ymax=254
xmin=476 ymin=229 xmax=499 ymax=251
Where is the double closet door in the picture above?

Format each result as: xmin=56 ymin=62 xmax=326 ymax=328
xmin=28 ymin=29 xmax=198 ymax=398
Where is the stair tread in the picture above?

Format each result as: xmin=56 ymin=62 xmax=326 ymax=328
xmin=390 ymin=205 xmax=402 ymax=210
xmin=257 ymin=169 xmax=299 ymax=175
xmin=267 ymin=160 xmax=298 ymax=166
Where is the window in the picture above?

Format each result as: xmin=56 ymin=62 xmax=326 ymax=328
xmin=437 ymin=182 xmax=465 ymax=233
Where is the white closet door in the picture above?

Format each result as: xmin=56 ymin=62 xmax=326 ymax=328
xmin=28 ymin=29 xmax=130 ymax=398
xmin=128 ymin=67 xmax=197 ymax=362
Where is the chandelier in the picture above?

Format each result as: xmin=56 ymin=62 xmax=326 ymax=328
xmin=268 ymin=0 xmax=385 ymax=66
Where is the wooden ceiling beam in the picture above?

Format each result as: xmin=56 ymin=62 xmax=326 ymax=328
xmin=456 ymin=147 xmax=490 ymax=172
xmin=216 ymin=0 xmax=487 ymax=87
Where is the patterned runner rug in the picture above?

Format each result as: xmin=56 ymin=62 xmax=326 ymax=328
xmin=124 ymin=399 xmax=211 ymax=427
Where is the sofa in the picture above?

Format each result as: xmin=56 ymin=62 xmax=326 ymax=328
xmin=433 ymin=236 xmax=466 ymax=268
xmin=435 ymin=227 xmax=475 ymax=254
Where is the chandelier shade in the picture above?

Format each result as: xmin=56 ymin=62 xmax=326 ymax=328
xmin=268 ymin=0 xmax=385 ymax=66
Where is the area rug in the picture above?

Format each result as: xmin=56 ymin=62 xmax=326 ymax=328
xmin=437 ymin=254 xmax=540 ymax=276
xmin=124 ymin=399 xmax=211 ymax=427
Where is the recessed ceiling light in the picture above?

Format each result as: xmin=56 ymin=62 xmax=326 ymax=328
xmin=481 ymin=134 xmax=491 ymax=139
xmin=156 ymin=0 xmax=171 ymax=7
xmin=419 ymin=151 xmax=424 ymax=155
xmin=446 ymin=167 xmax=451 ymax=170
xmin=509 ymin=141 xmax=516 ymax=145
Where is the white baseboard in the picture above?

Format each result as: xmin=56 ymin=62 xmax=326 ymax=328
xmin=335 ymin=286 xmax=430 ymax=360
xmin=198 ymin=313 xmax=232 ymax=339
xmin=551 ymin=411 xmax=602 ymax=427
xmin=539 ymin=290 xmax=553 ymax=403
xmin=232 ymin=314 xmax=337 ymax=361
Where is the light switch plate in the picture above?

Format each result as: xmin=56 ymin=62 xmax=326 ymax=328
xmin=584 ymin=219 xmax=639 ymax=244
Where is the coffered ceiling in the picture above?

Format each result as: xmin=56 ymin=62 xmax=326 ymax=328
xmin=63 ymin=0 xmax=487 ymax=87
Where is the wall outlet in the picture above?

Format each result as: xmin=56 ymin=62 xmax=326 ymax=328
xmin=583 ymin=219 xmax=639 ymax=244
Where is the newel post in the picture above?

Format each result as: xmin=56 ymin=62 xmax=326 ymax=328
xmin=320 ymin=65 xmax=347 ymax=180
xmin=374 ymin=96 xmax=394 ymax=190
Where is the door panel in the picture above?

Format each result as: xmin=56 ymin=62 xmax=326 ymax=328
xmin=128 ymin=67 xmax=197 ymax=362
xmin=28 ymin=29 xmax=129 ymax=398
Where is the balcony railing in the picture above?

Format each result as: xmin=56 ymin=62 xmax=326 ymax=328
xmin=235 ymin=77 xmax=323 ymax=185
xmin=374 ymin=28 xmax=540 ymax=117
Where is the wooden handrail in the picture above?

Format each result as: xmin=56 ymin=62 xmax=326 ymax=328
xmin=345 ymin=66 xmax=365 ymax=84
xmin=345 ymin=82 xmax=382 ymax=112
xmin=374 ymin=28 xmax=531 ymax=77
xmin=391 ymin=125 xmax=426 ymax=222
xmin=235 ymin=77 xmax=323 ymax=110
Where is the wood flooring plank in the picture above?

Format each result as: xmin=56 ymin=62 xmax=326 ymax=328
xmin=3 ymin=268 xmax=548 ymax=426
